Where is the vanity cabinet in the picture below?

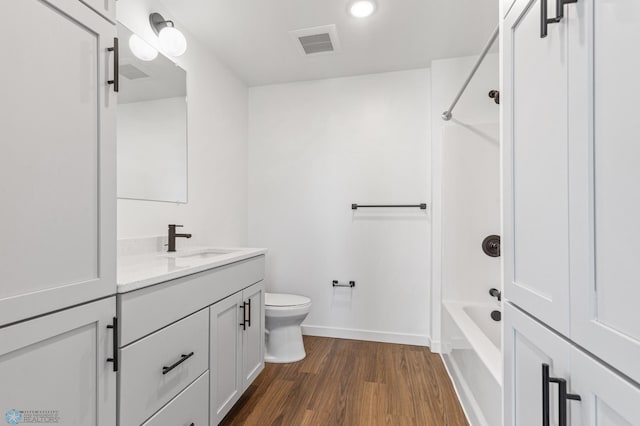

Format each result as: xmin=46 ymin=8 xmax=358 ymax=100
xmin=117 ymin=254 xmax=266 ymax=425
xmin=0 ymin=0 xmax=117 ymax=327
xmin=210 ymin=281 xmax=265 ymax=424
xmin=0 ymin=297 xmax=117 ymax=426
xmin=503 ymin=0 xmax=640 ymax=384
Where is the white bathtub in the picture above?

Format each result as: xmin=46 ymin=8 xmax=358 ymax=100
xmin=443 ymin=301 xmax=502 ymax=426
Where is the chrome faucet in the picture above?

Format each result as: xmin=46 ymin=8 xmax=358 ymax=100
xmin=167 ymin=224 xmax=192 ymax=252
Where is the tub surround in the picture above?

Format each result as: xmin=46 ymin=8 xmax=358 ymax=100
xmin=117 ymin=237 xmax=266 ymax=292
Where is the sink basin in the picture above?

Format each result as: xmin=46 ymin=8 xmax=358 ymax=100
xmin=161 ymin=248 xmax=238 ymax=260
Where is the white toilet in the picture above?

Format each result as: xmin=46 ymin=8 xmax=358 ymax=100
xmin=264 ymin=293 xmax=312 ymax=363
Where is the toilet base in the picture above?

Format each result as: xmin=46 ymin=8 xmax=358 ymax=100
xmin=264 ymin=324 xmax=307 ymax=363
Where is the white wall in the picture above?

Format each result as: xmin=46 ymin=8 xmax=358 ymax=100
xmin=248 ymin=69 xmax=432 ymax=345
xmin=117 ymin=1 xmax=248 ymax=245
xmin=430 ymin=54 xmax=500 ymax=350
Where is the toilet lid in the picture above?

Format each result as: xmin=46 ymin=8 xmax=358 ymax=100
xmin=265 ymin=293 xmax=311 ymax=307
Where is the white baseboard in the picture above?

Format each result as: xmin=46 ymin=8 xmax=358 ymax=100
xmin=430 ymin=340 xmax=443 ymax=353
xmin=301 ymin=325 xmax=430 ymax=347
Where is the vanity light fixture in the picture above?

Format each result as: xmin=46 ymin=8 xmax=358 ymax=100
xmin=128 ymin=34 xmax=158 ymax=61
xmin=149 ymin=12 xmax=187 ymax=57
xmin=349 ymin=0 xmax=377 ymax=18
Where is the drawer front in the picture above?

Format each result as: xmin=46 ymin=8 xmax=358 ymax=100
xmin=119 ymin=255 xmax=265 ymax=346
xmin=142 ymin=371 xmax=209 ymax=426
xmin=119 ymin=309 xmax=209 ymax=426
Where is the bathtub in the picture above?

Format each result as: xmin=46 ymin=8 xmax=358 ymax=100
xmin=443 ymin=301 xmax=502 ymax=426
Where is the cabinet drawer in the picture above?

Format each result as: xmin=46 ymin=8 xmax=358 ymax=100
xmin=119 ymin=255 xmax=265 ymax=345
xmin=119 ymin=309 xmax=209 ymax=426
xmin=142 ymin=371 xmax=209 ymax=426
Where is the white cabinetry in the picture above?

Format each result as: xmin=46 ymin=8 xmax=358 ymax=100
xmin=566 ymin=0 xmax=640 ymax=385
xmin=502 ymin=0 xmax=571 ymax=336
xmin=210 ymin=281 xmax=265 ymax=425
xmin=503 ymin=0 xmax=640 ymax=420
xmin=505 ymin=304 xmax=640 ymax=426
xmin=0 ymin=297 xmax=117 ymax=426
xmin=80 ymin=0 xmax=116 ymax=22
xmin=0 ymin=0 xmax=117 ymax=326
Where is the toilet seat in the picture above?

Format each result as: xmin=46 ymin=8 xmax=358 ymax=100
xmin=265 ymin=293 xmax=311 ymax=308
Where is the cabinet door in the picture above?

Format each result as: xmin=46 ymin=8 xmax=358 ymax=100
xmin=0 ymin=0 xmax=117 ymax=326
xmin=242 ymin=281 xmax=265 ymax=389
xmin=570 ymin=347 xmax=640 ymax=426
xmin=0 ymin=297 xmax=116 ymax=426
xmin=502 ymin=0 xmax=571 ymax=335
xmin=504 ymin=303 xmax=571 ymax=426
xmin=210 ymin=292 xmax=243 ymax=424
xmin=80 ymin=0 xmax=116 ymax=22
xmin=567 ymin=0 xmax=640 ymax=384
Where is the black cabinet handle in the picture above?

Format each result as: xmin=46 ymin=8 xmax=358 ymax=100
xmin=239 ymin=302 xmax=247 ymax=330
xmin=162 ymin=352 xmax=194 ymax=375
xmin=541 ymin=0 xmax=578 ymax=38
xmin=106 ymin=317 xmax=118 ymax=372
xmin=542 ymin=364 xmax=581 ymax=426
xmin=107 ymin=37 xmax=119 ymax=92
xmin=247 ymin=299 xmax=252 ymax=328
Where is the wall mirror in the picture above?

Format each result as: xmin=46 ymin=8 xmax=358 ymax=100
xmin=117 ymin=23 xmax=188 ymax=203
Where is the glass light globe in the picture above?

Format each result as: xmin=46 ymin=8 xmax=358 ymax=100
xmin=159 ymin=27 xmax=187 ymax=57
xmin=350 ymin=1 xmax=376 ymax=18
xmin=128 ymin=34 xmax=158 ymax=61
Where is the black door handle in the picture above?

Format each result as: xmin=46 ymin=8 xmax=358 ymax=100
xmin=239 ymin=302 xmax=247 ymax=330
xmin=162 ymin=352 xmax=194 ymax=375
xmin=106 ymin=317 xmax=118 ymax=372
xmin=107 ymin=37 xmax=119 ymax=92
xmin=542 ymin=364 xmax=581 ymax=426
xmin=247 ymin=299 xmax=252 ymax=327
xmin=541 ymin=0 xmax=579 ymax=38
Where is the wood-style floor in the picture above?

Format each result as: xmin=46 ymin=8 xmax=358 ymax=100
xmin=221 ymin=336 xmax=468 ymax=426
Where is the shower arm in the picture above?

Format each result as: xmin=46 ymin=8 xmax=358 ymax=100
xmin=441 ymin=25 xmax=499 ymax=121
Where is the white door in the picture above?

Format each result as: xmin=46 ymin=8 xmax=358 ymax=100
xmin=504 ymin=303 xmax=572 ymax=426
xmin=567 ymin=0 xmax=640 ymax=385
xmin=210 ymin=292 xmax=243 ymax=424
xmin=0 ymin=297 xmax=116 ymax=426
xmin=502 ymin=0 xmax=571 ymax=335
xmin=570 ymin=347 xmax=640 ymax=426
xmin=0 ymin=0 xmax=117 ymax=326
xmin=242 ymin=281 xmax=265 ymax=389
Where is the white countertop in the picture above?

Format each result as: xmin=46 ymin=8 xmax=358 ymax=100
xmin=117 ymin=247 xmax=267 ymax=293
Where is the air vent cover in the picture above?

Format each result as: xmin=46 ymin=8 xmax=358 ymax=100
xmin=298 ymin=33 xmax=334 ymax=54
xmin=290 ymin=25 xmax=341 ymax=56
xmin=119 ymin=64 xmax=149 ymax=80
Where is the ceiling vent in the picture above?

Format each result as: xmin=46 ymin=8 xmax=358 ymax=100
xmin=119 ymin=64 xmax=150 ymax=80
xmin=290 ymin=25 xmax=341 ymax=56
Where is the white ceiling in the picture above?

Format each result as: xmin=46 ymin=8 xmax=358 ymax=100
xmin=161 ymin=0 xmax=499 ymax=86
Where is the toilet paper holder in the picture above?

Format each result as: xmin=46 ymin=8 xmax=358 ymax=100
xmin=332 ymin=280 xmax=356 ymax=288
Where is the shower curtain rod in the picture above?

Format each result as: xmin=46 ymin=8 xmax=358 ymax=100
xmin=441 ymin=25 xmax=499 ymax=121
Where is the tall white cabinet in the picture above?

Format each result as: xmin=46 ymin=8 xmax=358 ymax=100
xmin=0 ymin=0 xmax=117 ymax=423
xmin=502 ymin=0 xmax=640 ymax=422
xmin=0 ymin=0 xmax=117 ymax=326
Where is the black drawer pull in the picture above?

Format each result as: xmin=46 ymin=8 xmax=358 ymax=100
xmin=247 ymin=298 xmax=252 ymax=327
xmin=239 ymin=303 xmax=247 ymax=330
xmin=162 ymin=352 xmax=194 ymax=375
xmin=107 ymin=37 xmax=119 ymax=92
xmin=106 ymin=317 xmax=118 ymax=372
xmin=542 ymin=364 xmax=581 ymax=426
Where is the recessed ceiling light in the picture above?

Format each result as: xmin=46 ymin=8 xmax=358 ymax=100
xmin=349 ymin=0 xmax=376 ymax=18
